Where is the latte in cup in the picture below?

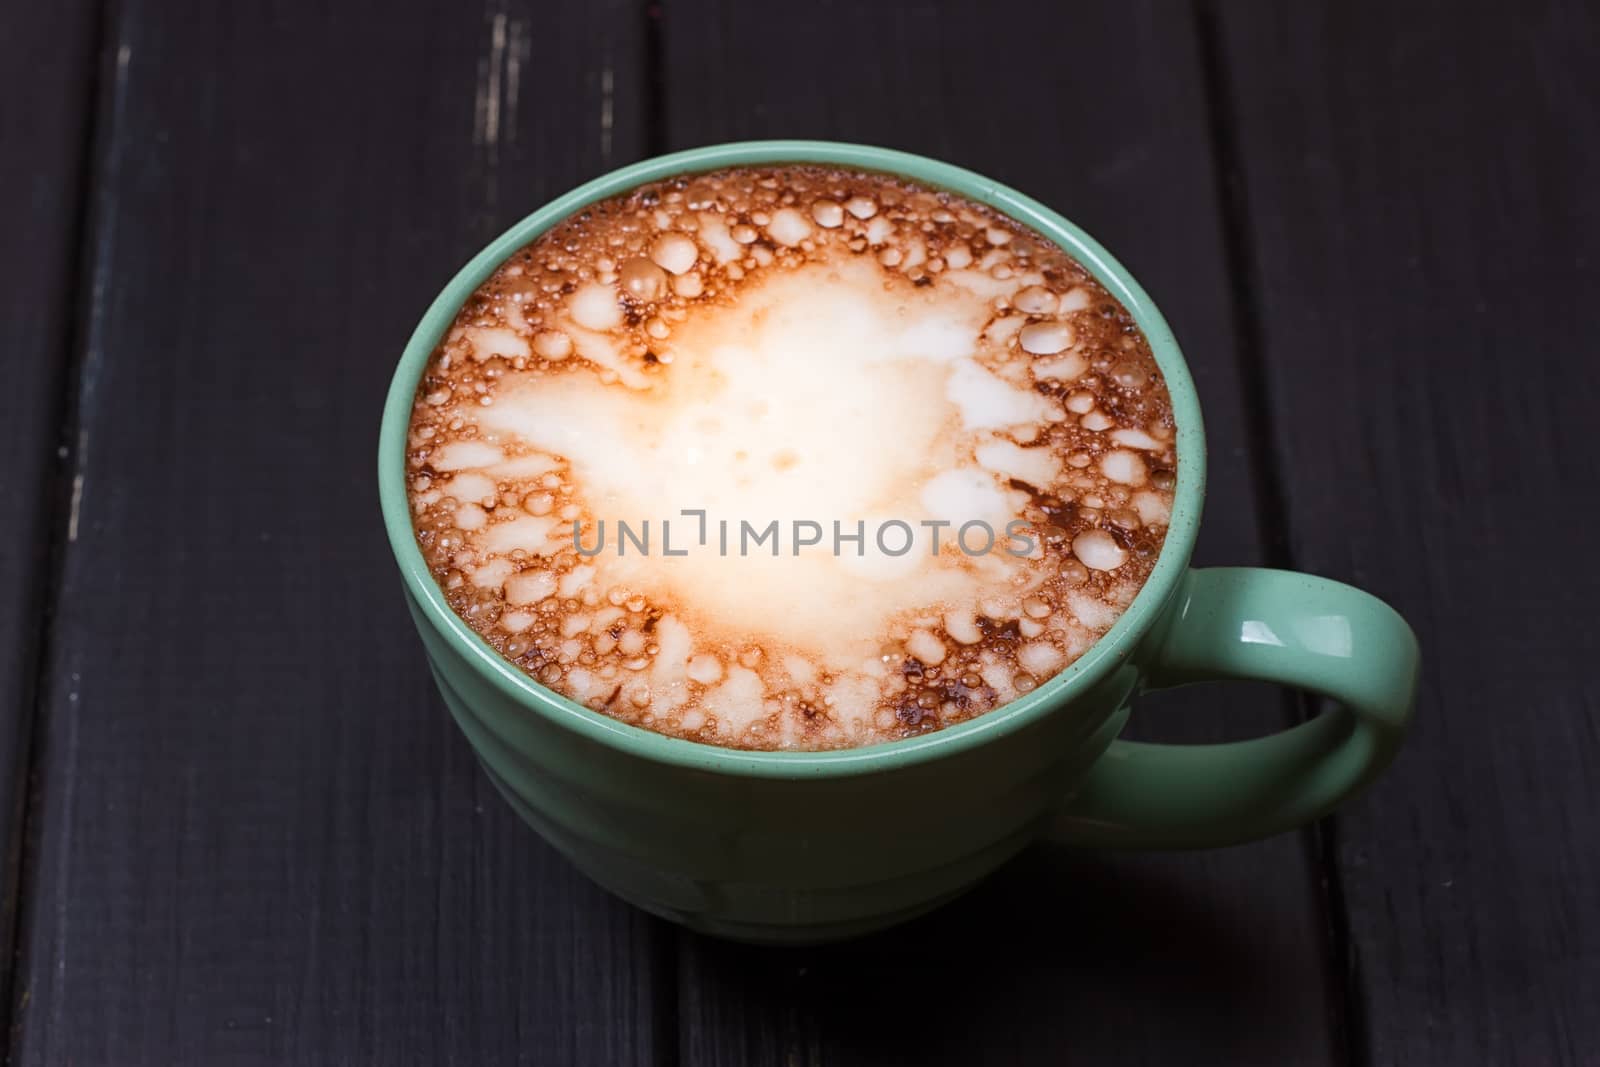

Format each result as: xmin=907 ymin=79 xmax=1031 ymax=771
xmin=405 ymin=165 xmax=1177 ymax=750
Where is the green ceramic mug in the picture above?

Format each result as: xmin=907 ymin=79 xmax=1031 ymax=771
xmin=378 ymin=141 xmax=1419 ymax=944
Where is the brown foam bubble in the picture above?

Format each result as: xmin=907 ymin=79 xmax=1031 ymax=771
xmin=406 ymin=165 xmax=1178 ymax=750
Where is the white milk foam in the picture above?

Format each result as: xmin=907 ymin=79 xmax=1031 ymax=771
xmin=407 ymin=165 xmax=1178 ymax=750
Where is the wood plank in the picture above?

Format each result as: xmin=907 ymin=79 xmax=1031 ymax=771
xmin=0 ymin=0 xmax=105 ymax=1036
xmin=1210 ymin=1 xmax=1600 ymax=1064
xmin=660 ymin=2 xmax=1345 ymax=1063
xmin=11 ymin=3 xmax=675 ymax=1065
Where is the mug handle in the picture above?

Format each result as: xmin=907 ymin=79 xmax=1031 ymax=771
xmin=1054 ymin=567 xmax=1419 ymax=848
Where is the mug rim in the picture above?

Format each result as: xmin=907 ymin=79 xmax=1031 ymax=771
xmin=378 ymin=140 xmax=1206 ymax=779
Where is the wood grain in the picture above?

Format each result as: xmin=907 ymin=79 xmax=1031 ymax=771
xmin=660 ymin=1 xmax=1345 ymax=1063
xmin=10 ymin=3 xmax=675 ymax=1064
xmin=0 ymin=0 xmax=105 ymax=1036
xmin=1210 ymin=1 xmax=1600 ymax=1063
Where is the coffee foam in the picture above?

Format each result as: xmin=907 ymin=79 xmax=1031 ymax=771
xmin=407 ymin=165 xmax=1177 ymax=750
xmin=477 ymin=255 xmax=1035 ymax=660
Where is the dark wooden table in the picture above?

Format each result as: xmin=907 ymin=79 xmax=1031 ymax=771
xmin=3 ymin=2 xmax=1596 ymax=1064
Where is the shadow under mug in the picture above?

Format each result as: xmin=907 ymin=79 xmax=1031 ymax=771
xmin=378 ymin=141 xmax=1420 ymax=944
